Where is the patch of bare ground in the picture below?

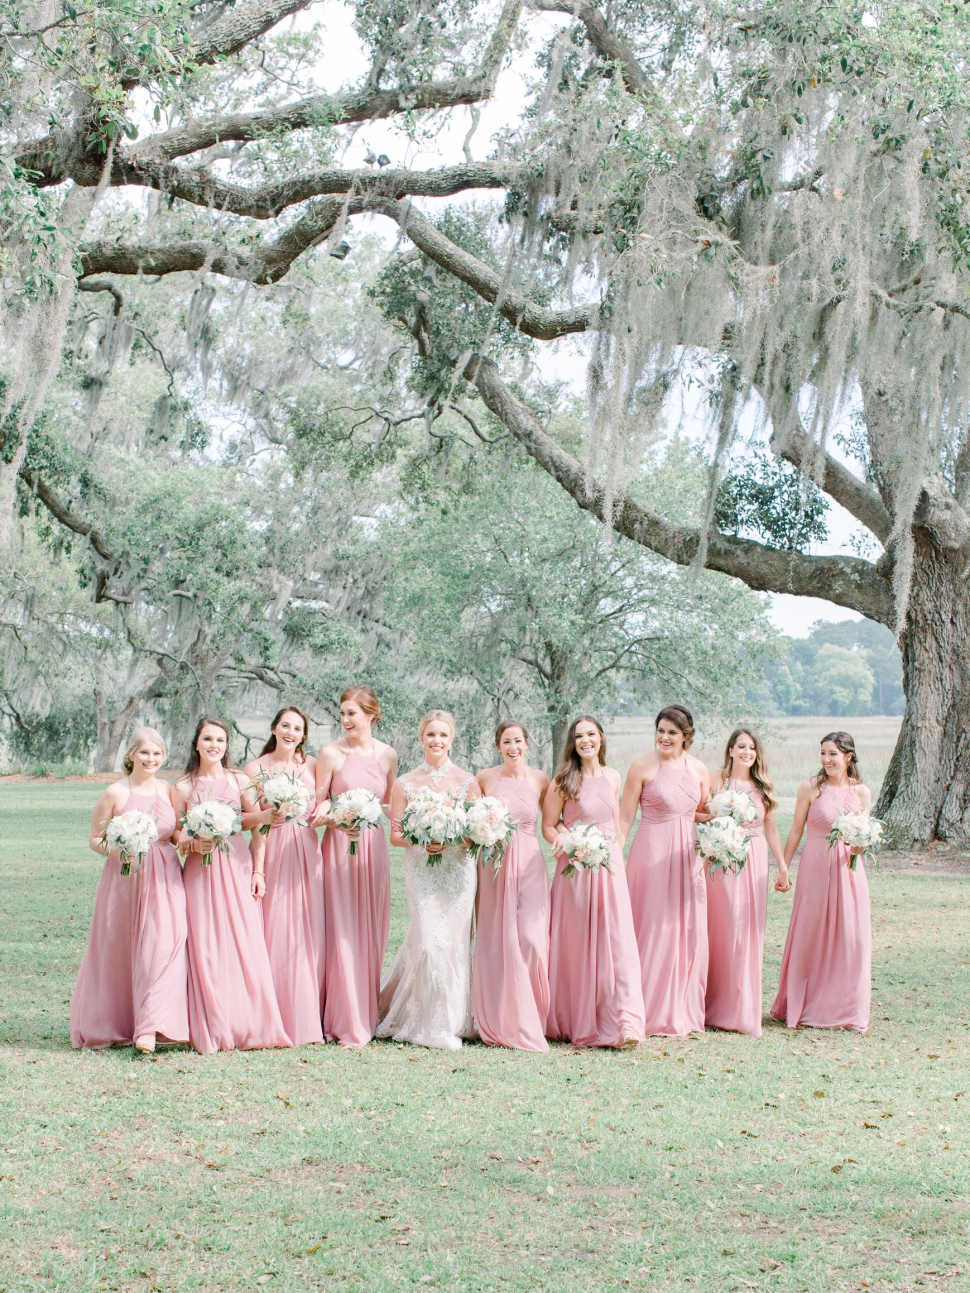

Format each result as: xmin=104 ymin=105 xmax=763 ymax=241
xmin=864 ymin=846 xmax=970 ymax=876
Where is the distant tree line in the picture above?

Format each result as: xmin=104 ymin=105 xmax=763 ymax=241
xmin=757 ymin=621 xmax=903 ymax=719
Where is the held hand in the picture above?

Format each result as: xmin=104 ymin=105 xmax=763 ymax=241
xmin=848 ymin=844 xmax=865 ymax=856
xmin=774 ymin=865 xmax=792 ymax=893
xmin=251 ymin=870 xmax=266 ymax=897
xmin=549 ymin=831 xmax=567 ymax=858
xmin=310 ymin=800 xmax=332 ymax=829
xmin=263 ymin=806 xmax=283 ymax=827
xmin=193 ymin=836 xmax=216 ymax=854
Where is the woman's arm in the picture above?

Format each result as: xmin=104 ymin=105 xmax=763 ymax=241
xmin=311 ymin=746 xmax=341 ymax=826
xmin=388 ymin=780 xmax=408 ymax=849
xmin=764 ymin=809 xmax=786 ymax=872
xmin=88 ymin=785 xmax=125 ymax=857
xmin=541 ymin=783 xmax=567 ymax=853
xmin=381 ymin=746 xmax=398 ymax=819
xmin=250 ymin=829 xmax=266 ymax=897
xmin=241 ymin=758 xmax=278 ymax=832
xmin=617 ymin=761 xmax=644 ymax=848
xmin=777 ymin=780 xmax=814 ymax=889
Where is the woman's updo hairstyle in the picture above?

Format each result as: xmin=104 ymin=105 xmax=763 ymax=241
xmin=655 ymin=704 xmax=695 ymax=749
xmin=418 ymin=709 xmax=455 ymax=738
xmin=816 ymin=730 xmax=860 ymax=786
xmin=495 ymin=720 xmax=530 ymax=749
xmin=122 ymin=727 xmax=166 ymax=774
xmin=340 ymin=684 xmax=381 ymax=724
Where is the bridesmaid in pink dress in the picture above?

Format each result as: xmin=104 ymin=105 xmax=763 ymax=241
xmin=244 ymin=706 xmax=324 ymax=1047
xmin=620 ymin=705 xmax=711 ymax=1036
xmin=173 ymin=718 xmax=290 ymax=1054
xmin=701 ymin=728 xmax=786 ymax=1036
xmin=472 ymin=720 xmax=551 ymax=1051
xmin=771 ymin=731 xmax=872 ymax=1032
xmin=72 ymin=727 xmax=188 ymax=1053
xmin=314 ymin=685 xmax=396 ymax=1047
xmin=543 ymin=715 xmax=645 ymax=1049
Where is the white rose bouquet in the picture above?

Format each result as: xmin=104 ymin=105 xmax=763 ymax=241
xmin=696 ymin=815 xmax=750 ymax=874
xmin=464 ymin=796 xmax=516 ymax=871
xmin=557 ymin=822 xmax=612 ymax=878
xmin=826 ymin=811 xmax=884 ymax=870
xmin=708 ymin=788 xmax=758 ymax=826
xmin=181 ymin=797 xmax=242 ymax=866
xmin=328 ymin=787 xmax=384 ymax=855
xmin=400 ymin=788 xmax=468 ymax=866
xmin=102 ymin=809 xmax=159 ymax=876
xmin=253 ymin=770 xmax=312 ymax=835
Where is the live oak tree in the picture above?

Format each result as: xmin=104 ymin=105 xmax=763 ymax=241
xmin=8 ymin=0 xmax=970 ymax=840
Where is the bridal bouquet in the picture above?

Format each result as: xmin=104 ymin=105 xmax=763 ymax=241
xmin=181 ymin=797 xmax=242 ymax=866
xmin=400 ymin=788 xmax=468 ymax=866
xmin=464 ymin=796 xmax=516 ymax=871
xmin=696 ymin=815 xmax=750 ymax=874
xmin=102 ymin=809 xmax=158 ymax=876
xmin=826 ymin=811 xmax=885 ymax=870
xmin=252 ymin=769 xmax=312 ymax=836
xmin=557 ymin=822 xmax=612 ymax=878
xmin=708 ymin=788 xmax=758 ymax=826
xmin=328 ymin=787 xmax=384 ymax=855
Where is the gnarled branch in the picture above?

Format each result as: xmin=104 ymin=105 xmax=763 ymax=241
xmin=529 ymin=0 xmax=647 ymax=95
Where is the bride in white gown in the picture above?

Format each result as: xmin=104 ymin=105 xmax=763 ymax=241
xmin=377 ymin=710 xmax=481 ymax=1050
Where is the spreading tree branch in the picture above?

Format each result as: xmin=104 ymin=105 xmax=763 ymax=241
xmin=529 ymin=0 xmax=647 ymax=95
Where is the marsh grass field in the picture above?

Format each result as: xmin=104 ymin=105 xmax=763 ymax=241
xmin=1 ymin=718 xmax=969 ymax=1292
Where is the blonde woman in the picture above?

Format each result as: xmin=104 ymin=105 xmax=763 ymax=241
xmin=71 ymin=728 xmax=188 ymax=1054
xmin=377 ymin=711 xmax=480 ymax=1050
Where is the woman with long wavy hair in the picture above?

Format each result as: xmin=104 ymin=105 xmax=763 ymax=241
xmin=542 ymin=716 xmax=644 ymax=1048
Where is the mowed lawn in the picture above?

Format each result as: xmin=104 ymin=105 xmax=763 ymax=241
xmin=1 ymin=773 xmax=968 ymax=1292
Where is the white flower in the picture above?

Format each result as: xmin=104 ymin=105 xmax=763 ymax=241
xmin=329 ymin=787 xmax=384 ymax=855
xmin=465 ymin=796 xmax=515 ymax=870
xmin=557 ymin=822 xmax=612 ymax=878
xmin=400 ymin=790 xmax=468 ymax=866
xmin=254 ymin=770 xmax=312 ymax=835
xmin=708 ymin=788 xmax=758 ymax=825
xmin=103 ymin=809 xmax=159 ymax=876
xmin=182 ymin=797 xmax=242 ymax=866
xmin=696 ymin=815 xmax=750 ymax=874
xmin=827 ymin=811 xmax=884 ymax=869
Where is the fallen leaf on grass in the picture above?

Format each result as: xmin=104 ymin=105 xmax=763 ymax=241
xmin=831 ymin=1164 xmax=843 ymax=1173
xmin=487 ymin=1151 xmax=503 ymax=1160
xmin=862 ymin=1122 xmax=879 ymax=1129
xmin=813 ymin=1090 xmax=826 ymax=1098
xmin=391 ymin=1225 xmax=409 ymax=1232
xmin=276 ymin=1092 xmax=294 ymax=1109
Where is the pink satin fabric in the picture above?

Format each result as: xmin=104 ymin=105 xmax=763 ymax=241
xmin=472 ymin=776 xmax=550 ymax=1051
xmin=705 ymin=787 xmax=769 ymax=1035
xmin=260 ymin=763 xmax=325 ymax=1046
xmin=547 ymin=775 xmax=645 ymax=1047
xmin=625 ymin=763 xmax=707 ymax=1036
xmin=72 ymin=789 xmax=189 ymax=1049
xmin=322 ymin=753 xmax=391 ymax=1046
xmin=771 ymin=783 xmax=871 ymax=1031
xmin=182 ymin=776 xmax=290 ymax=1053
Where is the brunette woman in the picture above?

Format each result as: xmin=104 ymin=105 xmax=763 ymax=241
xmin=314 ymin=685 xmax=397 ymax=1046
xmin=71 ymin=728 xmax=188 ymax=1053
xmin=770 ymin=731 xmax=872 ymax=1032
xmin=619 ymin=706 xmax=710 ymax=1036
xmin=173 ymin=718 xmax=290 ymax=1053
xmin=703 ymin=728 xmax=786 ymax=1036
xmin=472 ymin=721 xmax=551 ymax=1051
xmin=244 ymin=706 xmax=324 ymax=1047
xmin=543 ymin=716 xmax=644 ymax=1049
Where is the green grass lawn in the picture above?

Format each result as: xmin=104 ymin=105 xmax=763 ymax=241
xmin=1 ymin=784 xmax=968 ymax=1291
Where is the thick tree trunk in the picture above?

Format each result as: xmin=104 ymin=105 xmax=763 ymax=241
xmin=550 ymin=716 xmax=569 ymax=774
xmin=876 ymin=535 xmax=970 ymax=845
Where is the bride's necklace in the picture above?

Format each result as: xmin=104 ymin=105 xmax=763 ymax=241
xmin=421 ymin=758 xmax=452 ymax=788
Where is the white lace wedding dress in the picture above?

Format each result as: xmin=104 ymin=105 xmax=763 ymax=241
xmin=376 ymin=777 xmax=477 ymax=1050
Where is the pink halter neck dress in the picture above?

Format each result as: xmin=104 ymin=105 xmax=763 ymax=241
xmin=771 ymin=783 xmax=871 ymax=1032
xmin=322 ymin=751 xmax=391 ymax=1047
xmin=704 ymin=783 xmax=769 ymax=1036
xmin=71 ymin=785 xmax=188 ymax=1048
xmin=259 ymin=761 xmax=325 ymax=1046
xmin=182 ymin=776 xmax=291 ymax=1053
xmin=546 ymin=774 xmax=645 ymax=1048
xmin=472 ymin=775 xmax=550 ymax=1051
xmin=625 ymin=762 xmax=707 ymax=1036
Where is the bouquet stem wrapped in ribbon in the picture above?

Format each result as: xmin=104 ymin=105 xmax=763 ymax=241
xmin=328 ymin=787 xmax=384 ymax=855
xmin=400 ymin=788 xmax=468 ymax=866
xmin=557 ymin=822 xmax=612 ymax=878
xmin=464 ymin=796 xmax=516 ymax=870
xmin=102 ymin=809 xmax=159 ymax=876
xmin=826 ymin=811 xmax=884 ymax=870
xmin=181 ymin=797 xmax=242 ymax=866
xmin=252 ymin=769 xmax=312 ymax=836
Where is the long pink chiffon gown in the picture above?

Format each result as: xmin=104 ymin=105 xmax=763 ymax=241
xmin=71 ymin=787 xmax=189 ymax=1048
xmin=625 ymin=763 xmax=706 ymax=1036
xmin=705 ymin=785 xmax=769 ymax=1036
xmin=322 ymin=753 xmax=391 ymax=1047
xmin=771 ymin=783 xmax=871 ymax=1031
xmin=182 ymin=776 xmax=291 ymax=1054
xmin=547 ymin=776 xmax=645 ymax=1047
xmin=260 ymin=763 xmax=325 ymax=1046
xmin=473 ymin=776 xmax=550 ymax=1051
